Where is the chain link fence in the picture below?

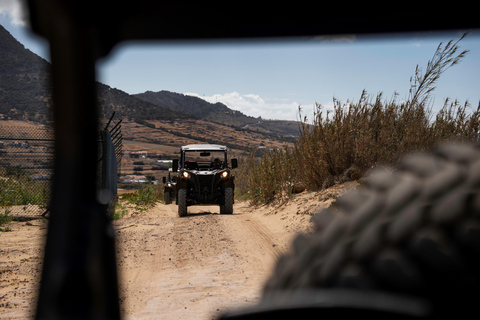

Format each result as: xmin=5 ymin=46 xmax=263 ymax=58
xmin=98 ymin=115 xmax=123 ymax=210
xmin=0 ymin=115 xmax=122 ymax=218
xmin=0 ymin=125 xmax=53 ymax=217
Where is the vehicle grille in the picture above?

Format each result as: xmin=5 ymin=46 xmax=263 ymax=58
xmin=197 ymin=174 xmax=214 ymax=186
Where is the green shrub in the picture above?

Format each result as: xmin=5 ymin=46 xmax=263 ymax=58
xmin=120 ymin=184 xmax=162 ymax=210
xmin=111 ymin=202 xmax=128 ymax=220
xmin=0 ymin=209 xmax=13 ymax=231
xmin=0 ymin=177 xmax=50 ymax=207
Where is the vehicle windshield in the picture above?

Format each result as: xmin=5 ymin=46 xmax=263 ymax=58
xmin=183 ymin=150 xmax=226 ymax=170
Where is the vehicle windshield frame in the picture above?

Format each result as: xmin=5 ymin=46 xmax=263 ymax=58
xmin=181 ymin=149 xmax=228 ymax=170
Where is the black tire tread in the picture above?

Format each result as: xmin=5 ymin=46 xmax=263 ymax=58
xmin=178 ymin=188 xmax=187 ymax=217
xmin=262 ymin=143 xmax=480 ymax=316
xmin=223 ymin=187 xmax=234 ymax=215
xmin=164 ymin=192 xmax=171 ymax=205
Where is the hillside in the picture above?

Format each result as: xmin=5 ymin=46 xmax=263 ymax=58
xmin=0 ymin=24 xmax=194 ymax=123
xmin=135 ymin=90 xmax=301 ymax=137
xmin=134 ymin=90 xmax=255 ymax=126
xmin=0 ymin=23 xmax=300 ymax=150
xmin=0 ymin=25 xmax=51 ymax=123
xmin=96 ymin=85 xmax=195 ymax=121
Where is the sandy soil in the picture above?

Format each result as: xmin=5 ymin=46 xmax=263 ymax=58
xmin=0 ymin=181 xmax=358 ymax=319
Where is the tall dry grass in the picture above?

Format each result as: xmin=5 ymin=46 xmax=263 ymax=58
xmin=237 ymin=33 xmax=480 ymax=205
xmin=236 ymin=146 xmax=297 ymax=204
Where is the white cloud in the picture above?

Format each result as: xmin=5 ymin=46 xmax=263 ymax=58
xmin=312 ymin=34 xmax=356 ymax=43
xmin=410 ymin=39 xmax=423 ymax=47
xmin=0 ymin=0 xmax=27 ymax=26
xmin=184 ymin=91 xmax=303 ymax=121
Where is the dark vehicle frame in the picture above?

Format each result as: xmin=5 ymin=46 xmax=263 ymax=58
xmin=162 ymin=169 xmax=177 ymax=205
xmin=172 ymin=144 xmax=238 ymax=216
xmin=24 ymin=1 xmax=479 ymax=319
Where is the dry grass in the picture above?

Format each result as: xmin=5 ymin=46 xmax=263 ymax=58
xmin=238 ymin=32 xmax=479 ymax=205
xmin=239 ymin=96 xmax=480 ymax=205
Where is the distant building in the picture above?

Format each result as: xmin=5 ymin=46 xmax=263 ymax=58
xmin=130 ymin=151 xmax=148 ymax=158
xmin=119 ymin=175 xmax=148 ymax=184
xmin=156 ymin=160 xmax=171 ymax=169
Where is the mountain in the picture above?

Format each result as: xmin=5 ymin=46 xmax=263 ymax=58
xmin=134 ymin=90 xmax=259 ymax=127
xmin=134 ymin=90 xmax=301 ymax=137
xmin=0 ymin=23 xmax=300 ymax=141
xmin=96 ymin=85 xmax=195 ymax=122
xmin=0 ymin=25 xmax=51 ymax=123
xmin=0 ymin=24 xmax=194 ymax=123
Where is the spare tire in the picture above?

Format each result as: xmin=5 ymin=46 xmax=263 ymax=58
xmin=221 ymin=143 xmax=480 ymax=319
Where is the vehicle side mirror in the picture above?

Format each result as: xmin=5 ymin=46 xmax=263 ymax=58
xmin=231 ymin=158 xmax=238 ymax=169
xmin=172 ymin=159 xmax=179 ymax=172
xmin=162 ymin=177 xmax=166 ymax=184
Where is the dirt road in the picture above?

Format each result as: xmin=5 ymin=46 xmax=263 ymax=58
xmin=115 ymin=201 xmax=314 ymax=320
xmin=0 ymin=182 xmax=357 ymax=319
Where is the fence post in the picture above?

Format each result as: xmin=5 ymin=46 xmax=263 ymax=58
xmin=98 ymin=130 xmax=118 ymax=212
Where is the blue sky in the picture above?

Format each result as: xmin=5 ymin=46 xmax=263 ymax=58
xmin=2 ymin=0 xmax=480 ymax=121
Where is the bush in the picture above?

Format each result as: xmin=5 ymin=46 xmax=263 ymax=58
xmin=237 ymin=33 xmax=478 ymax=205
xmin=237 ymin=146 xmax=297 ymax=205
xmin=111 ymin=202 xmax=128 ymax=220
xmin=0 ymin=209 xmax=13 ymax=226
xmin=0 ymin=177 xmax=50 ymax=207
xmin=120 ymin=184 xmax=162 ymax=210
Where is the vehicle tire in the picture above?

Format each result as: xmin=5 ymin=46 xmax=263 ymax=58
xmin=257 ymin=143 xmax=480 ymax=318
xmin=222 ymin=187 xmax=234 ymax=215
xmin=178 ymin=188 xmax=187 ymax=217
xmin=164 ymin=191 xmax=171 ymax=205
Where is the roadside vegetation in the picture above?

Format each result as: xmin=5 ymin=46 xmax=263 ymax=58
xmin=0 ymin=209 xmax=13 ymax=231
xmin=0 ymin=176 xmax=50 ymax=208
xmin=115 ymin=184 xmax=163 ymax=216
xmin=237 ymin=33 xmax=479 ymax=205
xmin=0 ymin=166 xmax=50 ymax=210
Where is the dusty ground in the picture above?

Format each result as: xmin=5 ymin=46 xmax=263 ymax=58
xmin=0 ymin=181 xmax=358 ymax=319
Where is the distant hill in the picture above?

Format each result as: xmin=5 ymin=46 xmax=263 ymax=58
xmin=134 ymin=90 xmax=259 ymax=126
xmin=96 ymin=85 xmax=195 ymax=122
xmin=0 ymin=23 xmax=300 ymax=141
xmin=135 ymin=90 xmax=301 ymax=137
xmin=0 ymin=24 xmax=193 ymax=123
xmin=0 ymin=25 xmax=51 ymax=123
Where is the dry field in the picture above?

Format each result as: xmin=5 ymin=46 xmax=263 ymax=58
xmin=120 ymin=119 xmax=292 ymax=179
xmin=123 ymin=119 xmax=292 ymax=153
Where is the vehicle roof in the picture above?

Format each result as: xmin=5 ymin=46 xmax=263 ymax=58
xmin=181 ymin=144 xmax=227 ymax=151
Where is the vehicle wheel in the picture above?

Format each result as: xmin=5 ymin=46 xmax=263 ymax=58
xmin=222 ymin=187 xmax=233 ymax=215
xmin=178 ymin=188 xmax=187 ymax=217
xmin=164 ymin=191 xmax=171 ymax=205
xmin=257 ymin=143 xmax=480 ymax=318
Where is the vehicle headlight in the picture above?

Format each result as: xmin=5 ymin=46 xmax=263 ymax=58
xmin=182 ymin=171 xmax=190 ymax=179
xmin=221 ymin=171 xmax=228 ymax=179
xmin=167 ymin=183 xmax=172 ymax=187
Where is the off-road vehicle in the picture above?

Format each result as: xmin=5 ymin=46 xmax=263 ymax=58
xmin=172 ymin=144 xmax=238 ymax=217
xmin=162 ymin=168 xmax=177 ymax=204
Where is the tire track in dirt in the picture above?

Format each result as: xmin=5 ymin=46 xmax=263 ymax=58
xmin=115 ymin=203 xmax=286 ymax=320
xmin=0 ymin=185 xmax=353 ymax=319
xmin=219 ymin=213 xmax=284 ymax=296
xmin=115 ymin=203 xmax=177 ymax=317
xmin=0 ymin=220 xmax=46 ymax=319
